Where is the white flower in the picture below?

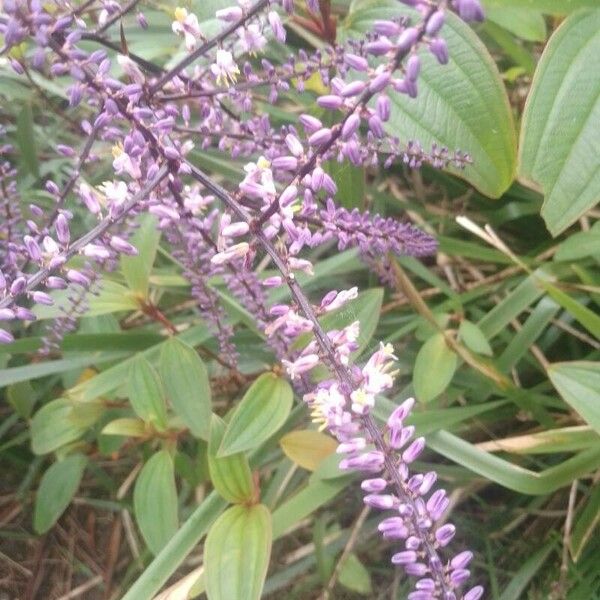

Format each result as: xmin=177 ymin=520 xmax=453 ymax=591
xmin=111 ymin=144 xmax=141 ymax=179
xmin=98 ymin=180 xmax=129 ymax=206
xmin=117 ymin=54 xmax=145 ymax=84
xmin=172 ymin=7 xmax=202 ymax=51
xmin=237 ymin=23 xmax=267 ymax=54
xmin=210 ymin=49 xmax=240 ymax=86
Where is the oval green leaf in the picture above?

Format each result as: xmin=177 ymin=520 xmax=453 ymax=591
xmin=519 ymin=10 xmax=600 ymax=235
xmin=458 ymin=320 xmax=493 ymax=356
xmin=208 ymin=415 xmax=255 ymax=504
xmin=548 ymin=361 xmax=600 ymax=435
xmin=204 ymin=504 xmax=272 ymax=600
xmin=128 ymin=356 xmax=168 ymax=429
xmin=413 ymin=333 xmax=458 ymax=403
xmin=34 ymin=454 xmax=87 ymax=534
xmin=134 ymin=450 xmax=179 ymax=555
xmin=219 ymin=373 xmax=293 ymax=457
xmin=160 ymin=338 xmax=212 ymax=440
xmin=342 ymin=0 xmax=516 ymax=197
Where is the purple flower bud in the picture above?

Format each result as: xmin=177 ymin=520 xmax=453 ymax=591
xmin=405 ymin=536 xmax=421 ymax=550
xmin=0 ymin=329 xmax=14 ymax=344
xmin=47 ymin=276 xmax=67 ymax=289
xmin=464 ymin=586 xmax=484 ymax=600
xmin=309 ymin=128 xmax=333 ymax=146
xmin=0 ymin=309 xmax=15 ymax=320
xmin=32 ymin=291 xmax=54 ymax=306
xmin=406 ymin=55 xmax=421 ymax=81
xmin=341 ymin=113 xmax=361 ymax=140
xmin=15 ymin=307 xmax=36 ymax=321
xmin=369 ymin=71 xmax=391 ymax=93
xmin=221 ymin=222 xmax=250 ymax=238
xmin=361 ymin=478 xmax=387 ymax=493
xmin=55 ymin=214 xmax=70 ymax=245
xmin=419 ymin=471 xmax=437 ymax=495
xmin=376 ymin=95 xmax=392 ymax=121
xmin=299 ymin=114 xmax=323 ymax=132
xmin=402 ymin=437 xmax=425 ymax=463
xmin=453 ymin=0 xmax=485 ymax=22
xmin=311 ymin=167 xmax=325 ymax=190
xmin=408 ymin=591 xmax=433 ymax=600
xmin=262 ymin=276 xmax=283 ymax=287
xmin=435 ymin=524 xmax=456 ymax=546
xmin=405 ymin=563 xmax=428 ymax=577
xmin=397 ymin=27 xmax=419 ymax=53
xmin=341 ymin=80 xmax=366 ymax=97
xmin=268 ymin=11 xmax=286 ymax=42
xmin=339 ymin=450 xmax=385 ymax=472
xmin=343 ymin=140 xmax=362 ymax=165
xmin=285 ymin=133 xmax=304 ymax=156
xmin=67 ymin=270 xmax=91 ymax=287
xmin=450 ymin=551 xmax=473 ymax=570
xmin=10 ymin=277 xmax=27 ymax=296
xmin=366 ymin=39 xmax=394 ymax=56
xmin=322 ymin=173 xmax=337 ymax=195
xmin=216 ymin=6 xmax=243 ymax=21
xmin=374 ymin=20 xmax=401 ymax=36
xmin=110 ymin=236 xmax=138 ymax=255
xmin=137 ymin=12 xmax=148 ymax=29
xmin=272 ymin=156 xmax=298 ymax=170
xmin=415 ymin=578 xmax=436 ymax=592
xmin=364 ymin=493 xmax=397 ymax=510
xmin=391 ymin=550 xmax=417 ymax=565
xmin=0 ymin=270 xmax=5 ymax=293
xmin=83 ymin=244 xmax=110 ymax=260
xmin=57 ymin=144 xmax=76 ymax=157
xmin=280 ymin=185 xmax=298 ymax=207
xmin=426 ymin=10 xmax=445 ymax=36
xmin=344 ymin=53 xmax=369 ymax=72
xmin=390 ymin=424 xmax=414 ymax=450
xmin=368 ymin=115 xmax=384 ymax=138
xmin=430 ymin=38 xmax=449 ymax=64
xmin=450 ymin=568 xmax=471 ymax=586
xmin=337 ymin=438 xmax=366 ymax=454
xmin=23 ymin=236 xmax=42 ymax=261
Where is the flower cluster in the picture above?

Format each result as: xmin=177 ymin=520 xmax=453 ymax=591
xmin=0 ymin=0 xmax=486 ymax=596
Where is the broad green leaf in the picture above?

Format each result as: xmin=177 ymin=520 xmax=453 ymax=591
xmin=6 ymin=380 xmax=36 ymax=419
xmin=481 ymin=0 xmax=598 ymax=14
xmin=548 ymin=362 xmax=600 ymax=435
xmin=128 ymin=356 xmax=168 ymax=429
xmin=101 ymin=417 xmax=147 ymax=437
xmin=413 ymin=333 xmax=458 ymax=403
xmin=338 ymin=553 xmax=372 ymax=596
xmin=458 ymin=320 xmax=493 ymax=356
xmin=17 ymin=103 xmax=39 ymax=178
xmin=160 ymin=338 xmax=211 ymax=439
xmin=519 ymin=10 xmax=600 ymax=235
xmin=134 ymin=450 xmax=179 ymax=555
xmin=204 ymin=504 xmax=272 ymax=600
xmin=324 ymin=159 xmax=365 ymax=210
xmin=570 ymin=484 xmax=600 ymax=562
xmin=554 ymin=225 xmax=600 ymax=261
xmin=34 ymin=454 xmax=87 ymax=533
xmin=219 ymin=373 xmax=293 ymax=457
xmin=208 ymin=416 xmax=254 ymax=504
xmin=30 ymin=398 xmax=102 ymax=455
xmin=280 ymin=430 xmax=338 ymax=472
xmin=483 ymin=5 xmax=547 ymax=41
xmin=121 ymin=214 xmax=161 ymax=298
xmin=342 ymin=0 xmax=516 ymax=197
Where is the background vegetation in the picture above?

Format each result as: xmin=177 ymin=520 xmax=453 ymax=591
xmin=1 ymin=1 xmax=599 ymax=599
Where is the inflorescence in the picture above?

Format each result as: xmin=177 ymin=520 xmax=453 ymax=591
xmin=0 ymin=1 xmax=485 ymax=597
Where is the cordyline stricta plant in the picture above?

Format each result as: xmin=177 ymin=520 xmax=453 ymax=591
xmin=1 ymin=0 xmax=485 ymax=598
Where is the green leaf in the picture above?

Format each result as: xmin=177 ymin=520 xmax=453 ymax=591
xmin=519 ymin=10 xmax=600 ymax=235
xmin=324 ymin=159 xmax=365 ymax=210
xmin=160 ymin=338 xmax=212 ymax=440
xmin=548 ymin=362 xmax=600 ymax=435
xmin=208 ymin=415 xmax=255 ymax=504
xmin=30 ymin=398 xmax=101 ymax=455
xmin=570 ymin=484 xmax=600 ymax=562
xmin=128 ymin=356 xmax=168 ymax=429
xmin=481 ymin=0 xmax=599 ymax=14
xmin=338 ymin=553 xmax=372 ymax=596
xmin=458 ymin=320 xmax=493 ymax=356
xmin=483 ymin=5 xmax=547 ymax=42
xmin=342 ymin=0 xmax=516 ymax=197
xmin=413 ymin=333 xmax=458 ymax=403
xmin=34 ymin=454 xmax=87 ymax=534
xmin=121 ymin=214 xmax=161 ymax=298
xmin=280 ymin=430 xmax=338 ymax=472
xmin=6 ymin=380 xmax=36 ymax=419
xmin=554 ymin=225 xmax=600 ymax=261
xmin=134 ymin=450 xmax=179 ymax=555
xmin=101 ymin=417 xmax=147 ymax=437
xmin=17 ymin=103 xmax=39 ymax=178
xmin=204 ymin=504 xmax=272 ymax=600
xmin=219 ymin=373 xmax=293 ymax=457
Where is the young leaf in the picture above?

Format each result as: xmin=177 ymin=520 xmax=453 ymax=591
xmin=128 ymin=356 xmax=168 ymax=429
xmin=34 ymin=454 xmax=87 ymax=534
xmin=458 ymin=320 xmax=493 ymax=356
xmin=101 ymin=417 xmax=147 ymax=437
xmin=219 ymin=373 xmax=293 ymax=457
xmin=519 ymin=10 xmax=600 ymax=235
xmin=120 ymin=213 xmax=161 ymax=298
xmin=204 ymin=504 xmax=272 ymax=600
xmin=134 ymin=450 xmax=179 ymax=555
xmin=280 ymin=430 xmax=338 ymax=471
xmin=413 ymin=333 xmax=458 ymax=403
xmin=160 ymin=338 xmax=212 ymax=440
xmin=338 ymin=553 xmax=372 ymax=596
xmin=208 ymin=415 xmax=255 ymax=504
xmin=547 ymin=362 xmax=600 ymax=435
